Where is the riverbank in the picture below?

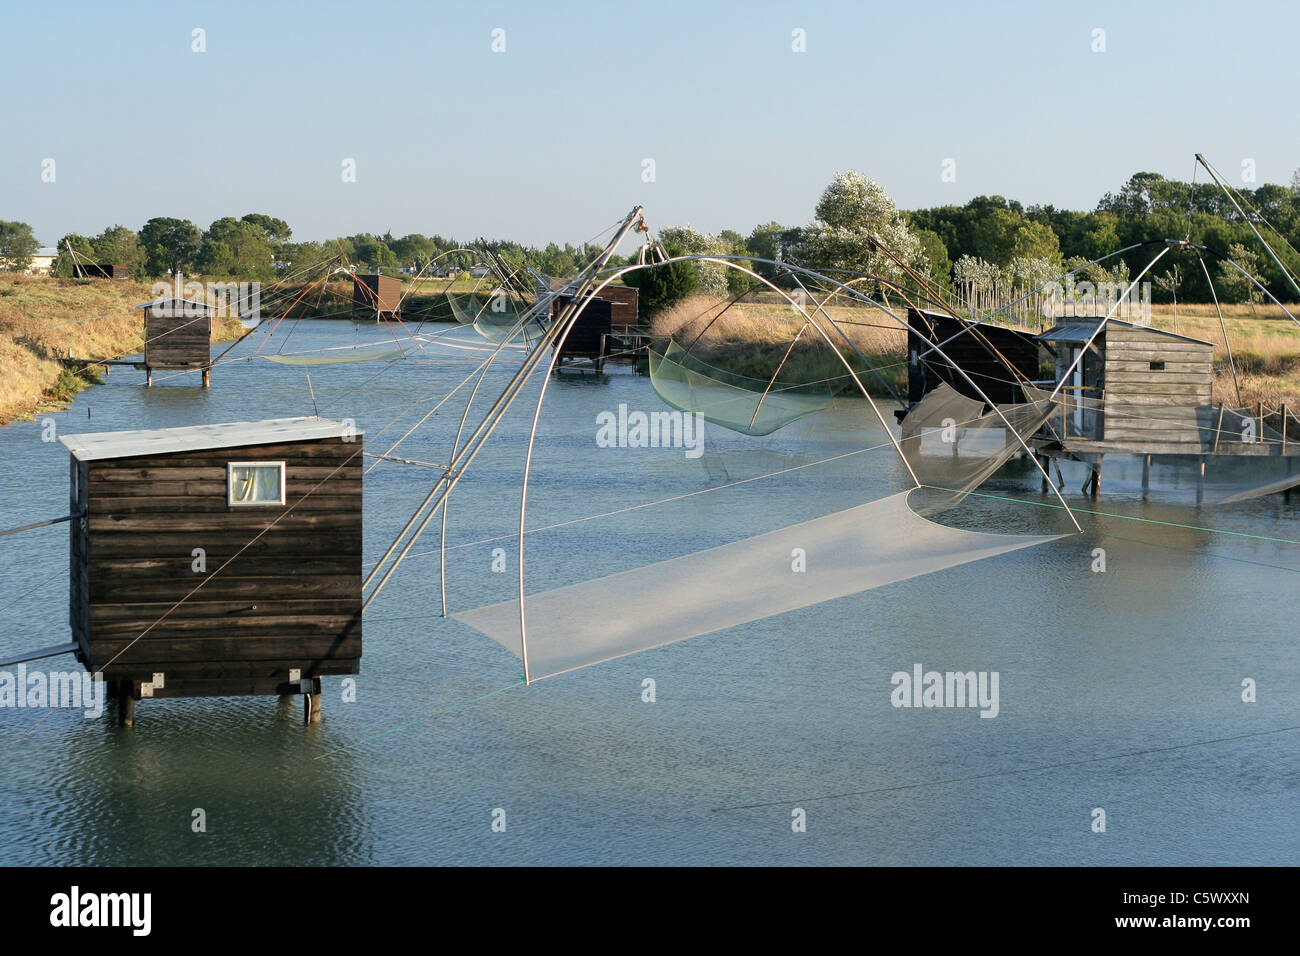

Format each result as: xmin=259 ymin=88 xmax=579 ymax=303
xmin=0 ymin=275 xmax=245 ymax=425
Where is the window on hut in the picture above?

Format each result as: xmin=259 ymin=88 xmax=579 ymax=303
xmin=227 ymin=462 xmax=285 ymax=506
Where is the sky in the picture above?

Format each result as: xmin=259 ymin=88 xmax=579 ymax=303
xmin=1 ymin=0 xmax=1296 ymax=249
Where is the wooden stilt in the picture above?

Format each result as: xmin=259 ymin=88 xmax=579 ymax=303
xmin=117 ymin=685 xmax=136 ymax=727
xmin=1141 ymin=455 xmax=1151 ymax=496
xmin=1197 ymin=456 xmax=1206 ymax=505
xmin=1039 ymin=455 xmax=1048 ymax=492
xmin=304 ymin=691 xmax=322 ymax=725
xmin=1091 ymin=456 xmax=1102 ymax=498
xmin=202 ymin=367 xmax=211 ymax=388
xmin=145 ymin=367 xmax=152 ymax=388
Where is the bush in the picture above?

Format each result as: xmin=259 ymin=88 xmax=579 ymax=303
xmin=624 ymin=252 xmax=698 ymax=319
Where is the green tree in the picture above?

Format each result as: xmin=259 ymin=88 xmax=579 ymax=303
xmin=914 ymin=227 xmax=952 ymax=287
xmin=92 ymin=225 xmax=146 ymax=278
xmin=139 ymin=217 xmax=201 ymax=276
xmin=51 ymin=233 xmax=96 ymax=277
xmin=787 ymin=171 xmax=924 ymax=284
xmin=1008 ymin=219 xmax=1062 ymax=263
xmin=198 ymin=218 xmax=274 ymax=279
xmin=240 ymin=213 xmax=291 ymax=243
xmin=0 ymin=221 xmax=39 ymax=272
xmin=745 ymin=221 xmax=785 ymax=281
xmin=624 ymin=243 xmax=698 ymax=318
xmin=969 ymin=207 xmax=1025 ymax=265
xmin=1217 ymin=242 xmax=1264 ymax=304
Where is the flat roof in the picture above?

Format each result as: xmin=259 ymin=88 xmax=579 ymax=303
xmin=60 ymin=417 xmax=360 ymax=461
xmin=1037 ymin=317 xmax=1213 ymax=347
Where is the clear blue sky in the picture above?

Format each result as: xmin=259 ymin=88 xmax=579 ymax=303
xmin=2 ymin=0 xmax=1295 ymax=248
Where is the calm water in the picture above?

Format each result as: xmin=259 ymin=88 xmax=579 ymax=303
xmin=0 ymin=319 xmax=1296 ymax=866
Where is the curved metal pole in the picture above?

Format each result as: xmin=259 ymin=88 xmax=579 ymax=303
xmin=515 ymin=220 xmax=646 ymax=681
xmin=514 ymin=254 xmax=1086 ymax=677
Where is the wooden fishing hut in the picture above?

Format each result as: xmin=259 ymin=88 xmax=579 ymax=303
xmin=353 ymin=273 xmax=402 ymax=321
xmin=552 ymin=293 xmax=614 ymax=373
xmin=60 ymin=417 xmax=364 ymax=725
xmin=141 ymin=297 xmax=214 ymax=387
xmin=600 ymin=285 xmax=640 ymax=328
xmin=76 ymin=263 xmax=131 ymax=280
xmin=1030 ymin=316 xmax=1300 ymax=496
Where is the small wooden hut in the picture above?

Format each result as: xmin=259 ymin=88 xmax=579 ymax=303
xmin=552 ymin=294 xmax=613 ymax=372
xmin=142 ymin=297 xmax=214 ymax=387
xmin=76 ymin=263 xmax=131 ymax=280
xmin=1037 ymin=317 xmax=1214 ymax=445
xmin=60 ymin=417 xmax=364 ymax=725
xmin=600 ymin=285 xmax=640 ymax=327
xmin=353 ymin=274 xmax=402 ymax=321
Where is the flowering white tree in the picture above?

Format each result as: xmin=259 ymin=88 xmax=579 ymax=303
xmin=659 ymin=224 xmax=729 ymax=297
xmin=785 ymin=171 xmax=927 ymax=288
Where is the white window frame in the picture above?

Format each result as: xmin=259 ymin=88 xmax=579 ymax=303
xmin=226 ymin=461 xmax=286 ymax=507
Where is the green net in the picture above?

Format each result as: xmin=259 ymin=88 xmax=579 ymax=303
xmin=647 ymin=339 xmax=833 ymax=437
xmin=447 ymin=290 xmax=535 ymax=344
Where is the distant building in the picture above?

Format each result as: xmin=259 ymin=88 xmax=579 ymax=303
xmin=28 ymin=247 xmax=58 ymax=275
xmin=0 ymin=247 xmax=58 ymax=274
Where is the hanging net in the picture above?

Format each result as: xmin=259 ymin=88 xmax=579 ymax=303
xmin=453 ymin=489 xmax=1063 ymax=681
xmin=647 ymin=339 xmax=834 ymax=437
xmin=447 ymin=290 xmax=538 ymax=344
xmin=898 ymin=383 xmax=1058 ymax=513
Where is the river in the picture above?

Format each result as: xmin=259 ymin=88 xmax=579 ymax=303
xmin=0 ymin=319 xmax=1295 ymax=865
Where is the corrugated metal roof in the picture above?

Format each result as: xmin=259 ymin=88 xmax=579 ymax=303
xmin=1037 ymin=317 xmax=1213 ymax=347
xmin=60 ymin=417 xmax=359 ymax=461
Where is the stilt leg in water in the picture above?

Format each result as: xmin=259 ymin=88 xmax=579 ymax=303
xmin=117 ymin=685 xmax=136 ymax=728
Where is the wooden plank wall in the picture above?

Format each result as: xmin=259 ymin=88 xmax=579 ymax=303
xmin=557 ymin=297 xmax=612 ymax=358
xmin=353 ymin=275 xmax=402 ymax=315
xmin=144 ymin=307 xmax=212 ymax=368
xmin=601 ymin=286 xmax=639 ymax=327
xmin=69 ymin=458 xmax=89 ymax=661
xmin=1103 ymin=326 xmax=1213 ymax=444
xmin=82 ymin=436 xmax=364 ymax=696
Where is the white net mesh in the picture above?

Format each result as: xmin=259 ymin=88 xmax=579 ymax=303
xmin=453 ymin=489 xmax=1063 ymax=680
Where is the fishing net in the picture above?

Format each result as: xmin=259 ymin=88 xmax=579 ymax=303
xmin=898 ymin=383 xmax=1057 ymax=513
xmin=647 ymin=339 xmax=834 ymax=437
xmin=448 ymin=290 xmax=537 ymax=344
xmin=453 ymin=489 xmax=1063 ymax=680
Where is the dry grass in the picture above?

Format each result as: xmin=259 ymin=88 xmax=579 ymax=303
xmin=1148 ymin=303 xmax=1300 ymax=408
xmin=649 ymin=294 xmax=908 ymax=394
xmin=0 ymin=274 xmax=244 ymax=424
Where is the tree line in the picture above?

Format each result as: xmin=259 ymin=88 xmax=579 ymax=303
xmin=2 ymin=167 xmax=1298 ymax=306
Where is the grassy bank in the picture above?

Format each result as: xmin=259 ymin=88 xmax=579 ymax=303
xmin=647 ymin=294 xmax=909 ymax=399
xmin=0 ymin=275 xmax=244 ymax=425
xmin=272 ymin=275 xmax=493 ymax=322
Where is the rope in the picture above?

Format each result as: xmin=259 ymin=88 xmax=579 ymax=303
xmin=918 ymin=485 xmax=1300 ymax=546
